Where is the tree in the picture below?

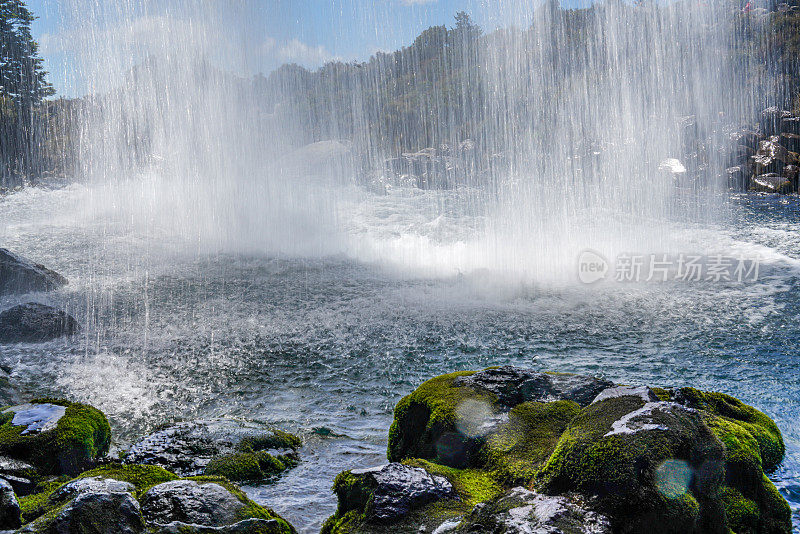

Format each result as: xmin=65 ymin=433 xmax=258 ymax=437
xmin=0 ymin=0 xmax=54 ymax=186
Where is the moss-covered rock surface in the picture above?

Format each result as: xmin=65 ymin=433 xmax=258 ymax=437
xmin=14 ymin=463 xmax=297 ymax=534
xmin=0 ymin=399 xmax=110 ymax=477
xmin=325 ymin=366 xmax=792 ymax=534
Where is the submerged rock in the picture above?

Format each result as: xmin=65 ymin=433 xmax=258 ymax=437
xmin=0 ymin=400 xmax=110 ymax=476
xmin=455 ymin=487 xmax=610 ymax=533
xmin=0 ymin=368 xmax=21 ymax=408
xmin=0 ymin=303 xmax=79 ymax=343
xmin=124 ymin=418 xmax=301 ymax=481
xmin=0 ymin=249 xmax=67 ymax=296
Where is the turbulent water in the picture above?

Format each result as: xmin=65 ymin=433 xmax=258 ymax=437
xmin=1 ymin=185 xmax=799 ymax=531
xmin=2 ymin=0 xmax=799 ymax=531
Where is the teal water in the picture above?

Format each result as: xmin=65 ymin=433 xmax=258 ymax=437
xmin=0 ymin=187 xmax=798 ymax=532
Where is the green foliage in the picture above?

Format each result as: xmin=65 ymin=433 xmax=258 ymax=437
xmin=205 ymin=450 xmax=295 ymax=482
xmin=0 ymin=399 xmax=111 ymax=476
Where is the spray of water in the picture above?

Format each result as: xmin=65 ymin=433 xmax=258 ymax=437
xmin=48 ymin=0 xmax=759 ymax=282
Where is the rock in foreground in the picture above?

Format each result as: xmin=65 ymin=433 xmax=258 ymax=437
xmin=325 ymin=366 xmax=791 ymax=534
xmin=0 ymin=399 xmax=110 ymax=476
xmin=0 ymin=249 xmax=67 ymax=296
xmin=124 ymin=418 xmax=301 ymax=482
xmin=0 ymin=303 xmax=79 ymax=343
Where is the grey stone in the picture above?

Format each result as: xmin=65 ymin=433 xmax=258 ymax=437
xmin=350 ymin=463 xmax=455 ymax=521
xmin=153 ymin=518 xmax=285 ymax=533
xmin=0 ymin=249 xmax=67 ymax=296
xmin=0 ymin=479 xmax=20 ymax=530
xmin=124 ymin=418 xmax=298 ymax=477
xmin=455 ymin=487 xmax=611 ymax=533
xmin=141 ymin=480 xmax=244 ymax=527
xmin=453 ymin=366 xmax=613 ymax=408
xmin=0 ymin=303 xmax=79 ymax=343
xmin=591 ymin=386 xmax=659 ymax=405
xmin=50 ymin=476 xmax=135 ymax=503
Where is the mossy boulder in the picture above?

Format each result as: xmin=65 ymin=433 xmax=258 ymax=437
xmin=16 ymin=464 xmax=296 ymax=534
xmin=124 ymin=418 xmax=300 ymax=482
xmin=0 ymin=399 xmax=111 ymax=476
xmin=371 ymin=368 xmax=791 ymax=534
xmin=387 ymin=367 xmax=611 ymax=468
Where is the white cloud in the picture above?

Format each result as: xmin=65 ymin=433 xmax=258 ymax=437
xmin=400 ymin=0 xmax=438 ymax=4
xmin=261 ymin=36 xmax=276 ymax=54
xmin=278 ymin=38 xmax=335 ymax=66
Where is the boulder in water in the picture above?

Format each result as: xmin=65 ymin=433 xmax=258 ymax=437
xmin=124 ymin=418 xmax=300 ymax=482
xmin=349 ymin=368 xmax=793 ymax=534
xmin=751 ymin=173 xmax=794 ymax=194
xmin=0 ymin=400 xmax=110 ymax=476
xmin=0 ymin=303 xmax=79 ymax=343
xmin=0 ymin=249 xmax=67 ymax=296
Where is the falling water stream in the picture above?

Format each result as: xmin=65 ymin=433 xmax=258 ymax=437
xmin=1 ymin=1 xmax=799 ymax=531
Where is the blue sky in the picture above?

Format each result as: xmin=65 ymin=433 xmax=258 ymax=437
xmin=26 ymin=0 xmax=593 ymax=97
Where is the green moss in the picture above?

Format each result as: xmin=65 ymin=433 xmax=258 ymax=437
xmin=18 ymin=478 xmax=65 ymax=523
xmin=205 ymin=450 xmax=294 ymax=482
xmin=320 ymin=510 xmax=365 ymax=534
xmin=538 ymin=395 xmax=725 ymax=533
xmin=237 ymin=428 xmax=301 ymax=452
xmin=388 ymin=370 xmax=496 ymax=467
xmin=483 ymin=400 xmax=580 ymax=486
xmin=402 ymin=458 xmax=501 ymax=507
xmin=651 ymin=387 xmax=672 ymax=401
xmin=721 ymin=486 xmax=760 ymax=533
xmin=76 ymin=463 xmax=178 ymax=496
xmin=678 ymin=388 xmax=784 ymax=471
xmin=0 ymin=399 xmax=111 ymax=476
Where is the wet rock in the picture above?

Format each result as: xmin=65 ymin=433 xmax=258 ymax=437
xmin=455 ymin=487 xmax=611 ymax=533
xmin=751 ymin=173 xmax=793 ymax=193
xmin=140 ymin=479 xmax=295 ymax=533
xmin=0 ymin=303 xmax=79 ymax=343
xmin=779 ymin=132 xmax=800 ymax=153
xmin=49 ymin=476 xmax=135 ymax=503
xmin=340 ymin=463 xmax=454 ymax=522
xmin=452 ymin=366 xmax=613 ymax=408
xmin=781 ymin=116 xmax=800 ymax=135
xmin=20 ymin=491 xmax=144 ymax=534
xmin=591 ymin=385 xmax=659 ymax=404
xmin=141 ymin=480 xmax=244 ymax=526
xmin=124 ymin=418 xmax=300 ymax=481
xmin=153 ymin=518 xmax=288 ymax=533
xmin=0 ymin=478 xmax=20 ymax=530
xmin=0 ymin=249 xmax=67 ymax=296
xmin=0 ymin=400 xmax=110 ymax=476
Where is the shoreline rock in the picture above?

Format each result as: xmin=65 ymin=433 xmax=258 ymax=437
xmin=0 ymin=249 xmax=67 ymax=296
xmin=0 ymin=303 xmax=79 ymax=344
xmin=324 ymin=366 xmax=792 ymax=534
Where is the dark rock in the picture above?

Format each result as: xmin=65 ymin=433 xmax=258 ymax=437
xmin=453 ymin=366 xmax=613 ymax=408
xmin=333 ymin=463 xmax=454 ymax=522
xmin=141 ymin=480 xmax=246 ymax=527
xmin=0 ymin=478 xmax=20 ymax=530
xmin=0 ymin=456 xmax=36 ymax=496
xmin=760 ymin=107 xmax=793 ymax=135
xmin=0 ymin=249 xmax=67 ymax=296
xmin=781 ymin=116 xmax=800 ymax=135
xmin=124 ymin=418 xmax=300 ymax=479
xmin=779 ymin=132 xmax=800 ymax=153
xmin=20 ymin=491 xmax=144 ymax=534
xmin=0 ymin=303 xmax=79 ymax=343
xmin=454 ymin=487 xmax=611 ymax=533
